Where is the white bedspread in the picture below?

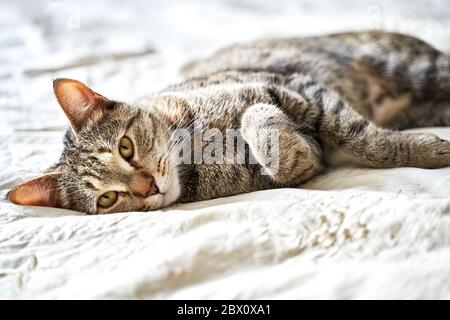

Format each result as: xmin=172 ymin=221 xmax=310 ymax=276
xmin=1 ymin=0 xmax=450 ymax=299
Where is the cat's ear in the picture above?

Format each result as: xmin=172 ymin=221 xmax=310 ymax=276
xmin=7 ymin=174 xmax=63 ymax=208
xmin=53 ymin=78 xmax=111 ymax=129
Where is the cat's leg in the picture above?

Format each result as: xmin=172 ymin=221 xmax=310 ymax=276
xmin=288 ymin=76 xmax=450 ymax=168
xmin=344 ymin=53 xmax=450 ymax=129
xmin=370 ymin=52 xmax=450 ymax=129
xmin=336 ymin=126 xmax=450 ymax=169
xmin=240 ymin=103 xmax=323 ymax=185
xmin=349 ymin=40 xmax=450 ymax=128
xmin=308 ymin=86 xmax=450 ymax=169
xmin=381 ymin=52 xmax=450 ymax=128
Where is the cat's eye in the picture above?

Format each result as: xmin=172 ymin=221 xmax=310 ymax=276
xmin=119 ymin=136 xmax=134 ymax=160
xmin=97 ymin=191 xmax=118 ymax=208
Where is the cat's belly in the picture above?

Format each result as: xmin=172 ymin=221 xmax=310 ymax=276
xmin=322 ymin=62 xmax=412 ymax=127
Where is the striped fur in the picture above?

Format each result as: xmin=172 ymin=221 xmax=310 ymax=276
xmin=8 ymin=31 xmax=450 ymax=213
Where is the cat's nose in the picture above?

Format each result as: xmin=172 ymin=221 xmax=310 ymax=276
xmin=130 ymin=174 xmax=159 ymax=197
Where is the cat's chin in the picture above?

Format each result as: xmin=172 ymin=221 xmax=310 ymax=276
xmin=161 ymin=174 xmax=181 ymax=208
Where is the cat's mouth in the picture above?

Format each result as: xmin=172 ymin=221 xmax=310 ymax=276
xmin=147 ymin=189 xmax=165 ymax=197
xmin=155 ymin=182 xmax=166 ymax=196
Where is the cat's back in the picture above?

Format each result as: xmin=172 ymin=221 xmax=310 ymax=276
xmin=182 ymin=31 xmax=439 ymax=78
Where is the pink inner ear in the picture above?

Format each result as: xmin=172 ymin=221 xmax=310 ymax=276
xmin=8 ymin=175 xmax=62 ymax=208
xmin=53 ymin=78 xmax=109 ymax=129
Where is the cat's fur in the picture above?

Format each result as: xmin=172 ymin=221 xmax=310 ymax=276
xmin=8 ymin=31 xmax=450 ymax=214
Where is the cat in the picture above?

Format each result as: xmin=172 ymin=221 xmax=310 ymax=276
xmin=8 ymin=31 xmax=450 ymax=214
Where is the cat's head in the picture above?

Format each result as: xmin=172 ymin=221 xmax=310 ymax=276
xmin=8 ymin=79 xmax=181 ymax=214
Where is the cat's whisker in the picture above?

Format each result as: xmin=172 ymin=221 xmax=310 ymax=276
xmin=166 ymin=119 xmax=196 ymax=159
xmin=167 ymin=118 xmax=207 ymax=162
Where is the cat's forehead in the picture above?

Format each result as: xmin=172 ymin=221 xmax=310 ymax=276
xmin=64 ymin=103 xmax=138 ymax=143
xmin=82 ymin=103 xmax=138 ymax=134
xmin=58 ymin=104 xmax=136 ymax=178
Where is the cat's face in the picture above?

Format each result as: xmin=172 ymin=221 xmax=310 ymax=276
xmin=8 ymin=79 xmax=181 ymax=214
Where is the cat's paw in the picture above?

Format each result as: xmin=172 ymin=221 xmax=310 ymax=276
xmin=432 ymin=137 xmax=450 ymax=157
xmin=415 ymin=133 xmax=450 ymax=168
xmin=240 ymin=103 xmax=284 ymax=149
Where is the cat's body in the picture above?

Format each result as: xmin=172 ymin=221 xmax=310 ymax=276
xmin=182 ymin=31 xmax=450 ymax=129
xmin=8 ymin=31 xmax=450 ymax=214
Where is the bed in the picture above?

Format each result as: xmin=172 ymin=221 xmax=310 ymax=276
xmin=1 ymin=0 xmax=450 ymax=299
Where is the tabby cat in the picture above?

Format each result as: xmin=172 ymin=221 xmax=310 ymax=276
xmin=8 ymin=31 xmax=450 ymax=214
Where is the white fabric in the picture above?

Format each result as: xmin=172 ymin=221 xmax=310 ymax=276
xmin=1 ymin=0 xmax=450 ymax=299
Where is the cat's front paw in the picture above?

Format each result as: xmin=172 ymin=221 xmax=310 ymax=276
xmin=414 ymin=133 xmax=450 ymax=168
xmin=432 ymin=137 xmax=450 ymax=157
